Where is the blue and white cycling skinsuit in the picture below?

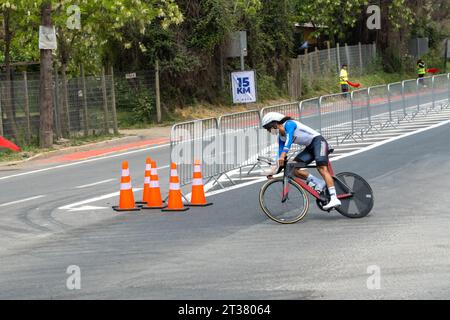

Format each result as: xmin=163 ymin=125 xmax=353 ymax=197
xmin=278 ymin=120 xmax=330 ymax=166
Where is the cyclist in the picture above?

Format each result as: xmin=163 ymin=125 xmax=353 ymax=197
xmin=262 ymin=112 xmax=341 ymax=210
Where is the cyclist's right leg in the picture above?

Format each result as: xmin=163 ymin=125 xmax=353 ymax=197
xmin=293 ymin=149 xmax=313 ymax=179
xmin=293 ymin=149 xmax=325 ymax=189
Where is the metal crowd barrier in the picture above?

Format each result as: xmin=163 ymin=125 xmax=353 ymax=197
xmin=387 ymin=82 xmax=406 ymax=122
xmin=170 ymin=118 xmax=219 ymax=186
xmin=368 ymin=84 xmax=392 ymax=130
xmin=170 ymin=73 xmax=450 ymax=187
xmin=350 ymin=88 xmax=370 ymax=139
xmin=299 ymin=98 xmax=321 ymax=133
xmin=260 ymin=102 xmax=301 ymax=121
xmin=417 ymin=76 xmax=434 ymax=115
xmin=218 ymin=110 xmax=261 ymax=176
xmin=402 ymin=79 xmax=420 ymax=118
xmin=433 ymin=74 xmax=450 ymax=110
xmin=319 ymin=92 xmax=353 ymax=145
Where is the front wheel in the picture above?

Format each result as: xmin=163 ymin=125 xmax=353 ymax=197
xmin=259 ymin=178 xmax=309 ymax=224
xmin=334 ymin=172 xmax=374 ymax=218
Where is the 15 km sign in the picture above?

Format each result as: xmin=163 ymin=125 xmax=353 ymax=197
xmin=231 ymin=70 xmax=257 ymax=104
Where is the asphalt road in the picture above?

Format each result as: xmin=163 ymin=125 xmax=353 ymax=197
xmin=0 ymin=120 xmax=449 ymax=299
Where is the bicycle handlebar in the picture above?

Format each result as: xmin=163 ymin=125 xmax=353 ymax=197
xmin=274 ymin=156 xmax=288 ymax=175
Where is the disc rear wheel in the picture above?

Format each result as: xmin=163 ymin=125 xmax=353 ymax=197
xmin=334 ymin=172 xmax=374 ymax=218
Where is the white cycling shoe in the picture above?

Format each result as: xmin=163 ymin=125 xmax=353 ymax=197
xmin=323 ymin=197 xmax=341 ymax=210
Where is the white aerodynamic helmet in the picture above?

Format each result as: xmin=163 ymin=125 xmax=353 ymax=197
xmin=261 ymin=112 xmax=285 ymax=129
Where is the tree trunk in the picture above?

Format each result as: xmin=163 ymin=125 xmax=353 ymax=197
xmin=39 ymin=1 xmax=54 ymax=148
xmin=2 ymin=9 xmax=18 ymax=140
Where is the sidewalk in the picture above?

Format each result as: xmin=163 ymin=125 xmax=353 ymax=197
xmin=0 ymin=126 xmax=171 ymax=168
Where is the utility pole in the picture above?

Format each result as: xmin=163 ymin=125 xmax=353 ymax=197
xmin=239 ymin=31 xmax=246 ymax=71
xmin=39 ymin=1 xmax=54 ymax=148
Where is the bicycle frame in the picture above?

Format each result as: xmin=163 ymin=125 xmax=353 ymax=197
xmin=282 ymin=159 xmax=353 ymax=201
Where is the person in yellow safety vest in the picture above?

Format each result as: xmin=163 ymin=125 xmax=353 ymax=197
xmin=339 ymin=64 xmax=349 ymax=95
xmin=417 ymin=59 xmax=426 ymax=86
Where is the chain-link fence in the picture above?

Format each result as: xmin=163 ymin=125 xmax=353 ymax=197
xmin=0 ymin=67 xmax=157 ymax=145
xmin=298 ymin=43 xmax=376 ymax=75
xmin=288 ymin=43 xmax=377 ymax=100
xmin=114 ymin=70 xmax=156 ymax=124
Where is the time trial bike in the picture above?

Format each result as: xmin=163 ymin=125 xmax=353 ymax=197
xmin=259 ymin=148 xmax=374 ymax=224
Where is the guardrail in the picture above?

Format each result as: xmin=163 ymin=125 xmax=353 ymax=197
xmin=171 ymin=73 xmax=450 ymax=187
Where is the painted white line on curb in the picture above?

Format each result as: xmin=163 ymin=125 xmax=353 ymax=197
xmin=204 ymin=120 xmax=450 ymax=198
xmin=0 ymin=195 xmax=46 ymax=207
xmin=0 ymin=143 xmax=170 ymax=182
xmin=75 ymin=179 xmax=116 ymax=189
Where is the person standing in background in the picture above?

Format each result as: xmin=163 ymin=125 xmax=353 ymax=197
xmin=339 ymin=64 xmax=349 ymax=96
xmin=417 ymin=59 xmax=426 ymax=86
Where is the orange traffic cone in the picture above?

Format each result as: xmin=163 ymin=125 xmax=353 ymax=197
xmin=142 ymin=160 xmax=167 ymax=209
xmin=187 ymin=160 xmax=212 ymax=207
xmin=112 ymin=161 xmax=141 ymax=212
xmin=161 ymin=163 xmax=189 ymax=212
xmin=136 ymin=157 xmax=152 ymax=206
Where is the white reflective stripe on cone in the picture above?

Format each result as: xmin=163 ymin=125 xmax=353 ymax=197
xmin=146 ymin=164 xmax=151 ymax=171
xmin=194 ymin=166 xmax=201 ymax=173
xmin=144 ymin=177 xmax=151 ymax=184
xmin=122 ymin=169 xmax=130 ymax=177
xmin=120 ymin=183 xmax=132 ymax=190
xmin=170 ymin=169 xmax=178 ymax=176
xmin=150 ymin=181 xmax=160 ymax=188
xmin=169 ymin=183 xmax=180 ymax=190
xmin=151 ymin=168 xmax=157 ymax=175
xmin=192 ymin=178 xmax=203 ymax=186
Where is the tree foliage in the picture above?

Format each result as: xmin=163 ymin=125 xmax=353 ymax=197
xmin=1 ymin=0 xmax=449 ymax=109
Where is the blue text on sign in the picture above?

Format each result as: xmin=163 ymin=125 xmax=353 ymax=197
xmin=237 ymin=77 xmax=251 ymax=94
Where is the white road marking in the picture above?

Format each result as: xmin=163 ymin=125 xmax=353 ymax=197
xmin=66 ymin=205 xmax=110 ymax=212
xmin=360 ymin=132 xmax=412 ymax=137
xmin=75 ymin=179 xmax=116 ymax=189
xmin=205 ymin=178 xmax=266 ymax=197
xmin=58 ymin=188 xmax=143 ymax=211
xmin=204 ymin=120 xmax=450 ymax=197
xmin=0 ymin=195 xmax=46 ymax=207
xmin=333 ymin=147 xmax=361 ymax=152
xmin=0 ymin=143 xmax=170 ymax=182
xmin=156 ymin=165 xmax=170 ymax=170
xmin=234 ymin=176 xmax=267 ymax=181
xmin=331 ymin=120 xmax=450 ymax=160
